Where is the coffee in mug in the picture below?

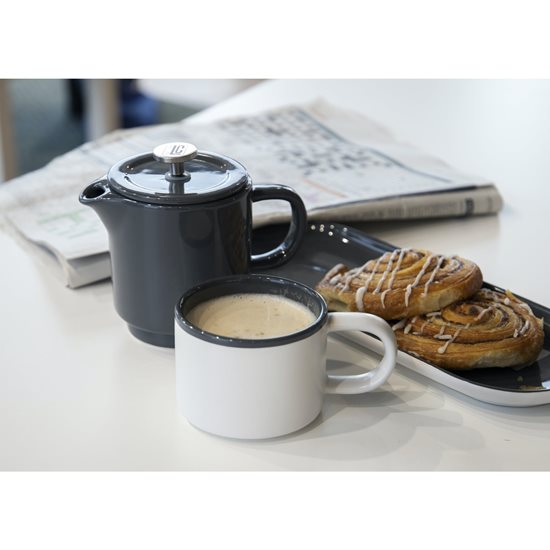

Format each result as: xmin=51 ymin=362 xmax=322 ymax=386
xmin=186 ymin=293 xmax=316 ymax=339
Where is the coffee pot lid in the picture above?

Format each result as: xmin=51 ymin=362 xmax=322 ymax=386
xmin=107 ymin=142 xmax=250 ymax=205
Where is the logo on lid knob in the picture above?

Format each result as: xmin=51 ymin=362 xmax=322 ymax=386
xmin=153 ymin=142 xmax=198 ymax=163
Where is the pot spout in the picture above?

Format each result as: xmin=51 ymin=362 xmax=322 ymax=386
xmin=79 ymin=178 xmax=111 ymax=205
xmin=79 ymin=178 xmax=123 ymax=229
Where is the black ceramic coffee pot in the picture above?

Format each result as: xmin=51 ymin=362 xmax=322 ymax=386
xmin=79 ymin=142 xmax=307 ymax=348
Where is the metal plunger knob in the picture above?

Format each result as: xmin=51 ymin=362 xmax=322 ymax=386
xmin=153 ymin=142 xmax=198 ymax=179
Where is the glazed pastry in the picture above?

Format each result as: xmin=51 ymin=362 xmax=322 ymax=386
xmin=393 ymin=288 xmax=544 ymax=370
xmin=316 ymin=249 xmax=483 ymax=320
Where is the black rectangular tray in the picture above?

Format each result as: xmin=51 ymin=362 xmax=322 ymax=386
xmin=252 ymin=222 xmax=550 ymax=407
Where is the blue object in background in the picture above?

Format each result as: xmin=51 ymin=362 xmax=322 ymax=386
xmin=68 ymin=79 xmax=160 ymax=128
xmin=119 ymin=79 xmax=159 ymax=128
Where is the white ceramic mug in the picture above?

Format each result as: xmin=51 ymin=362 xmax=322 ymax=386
xmin=175 ymin=275 xmax=397 ymax=439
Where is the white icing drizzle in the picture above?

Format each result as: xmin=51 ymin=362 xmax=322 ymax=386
xmin=403 ymin=315 xmax=418 ymax=334
xmin=512 ymin=311 xmax=531 ymax=337
xmin=473 ymin=305 xmax=494 ymax=322
xmin=436 ymin=319 xmax=474 ymax=354
xmin=329 ymin=274 xmax=342 ymax=285
xmin=355 ymin=286 xmax=367 ymax=312
xmin=438 ymin=341 xmax=453 ymax=354
xmin=325 ymin=263 xmax=345 ymax=280
xmin=392 ymin=319 xmax=407 ymax=332
xmin=426 ymin=312 xmax=440 ymax=317
xmin=519 ymin=320 xmax=530 ymax=336
xmin=340 ymin=254 xmax=386 ymax=294
xmin=373 ymin=249 xmax=399 ymax=294
xmin=434 ymin=334 xmax=452 ymax=340
xmin=386 ymin=248 xmax=409 ymax=292
xmin=422 ymin=254 xmax=446 ymax=296
xmin=338 ymin=267 xmax=359 ymax=294
xmin=359 ymin=254 xmax=386 ymax=293
xmin=404 ymin=286 xmax=413 ymax=308
xmin=518 ymin=302 xmax=534 ymax=316
xmin=437 ymin=327 xmax=464 ymax=354
xmin=349 ymin=250 xmax=401 ymax=309
xmin=443 ymin=255 xmax=460 ymax=273
xmin=380 ymin=289 xmax=390 ymax=309
xmin=404 ymin=254 xmax=435 ymax=307
xmin=503 ymin=297 xmax=511 ymax=306
xmin=373 ymin=248 xmax=409 ymax=309
xmin=403 ymin=287 xmax=411 ymax=308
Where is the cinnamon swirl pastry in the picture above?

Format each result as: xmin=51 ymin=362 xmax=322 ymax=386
xmin=316 ymin=249 xmax=483 ymax=320
xmin=393 ymin=288 xmax=544 ymax=369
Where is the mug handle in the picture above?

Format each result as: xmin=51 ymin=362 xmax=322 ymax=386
xmin=250 ymin=183 xmax=307 ymax=269
xmin=325 ymin=312 xmax=397 ymax=394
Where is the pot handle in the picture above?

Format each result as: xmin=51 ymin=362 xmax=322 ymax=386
xmin=250 ymin=184 xmax=307 ymax=269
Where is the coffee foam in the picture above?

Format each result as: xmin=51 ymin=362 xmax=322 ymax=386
xmin=186 ymin=293 xmax=316 ymax=339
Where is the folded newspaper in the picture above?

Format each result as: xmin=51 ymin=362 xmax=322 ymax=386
xmin=0 ymin=99 xmax=502 ymax=288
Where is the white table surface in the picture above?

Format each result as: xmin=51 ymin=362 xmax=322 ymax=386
xmin=1 ymin=79 xmax=549 ymax=471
